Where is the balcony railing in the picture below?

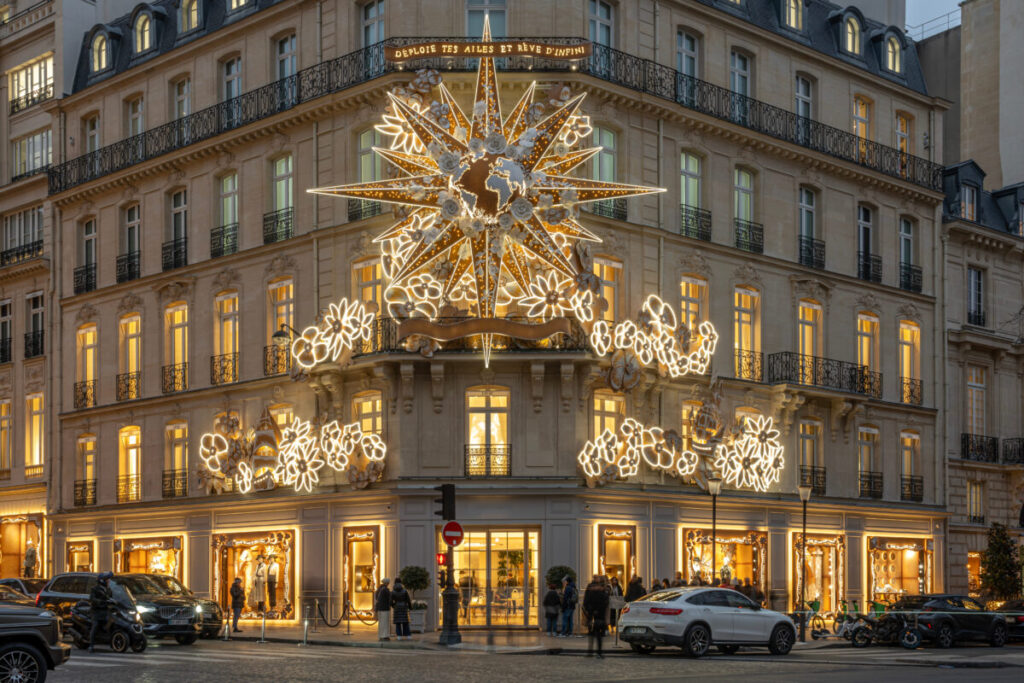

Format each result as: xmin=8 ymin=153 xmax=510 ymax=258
xmin=117 ymin=474 xmax=141 ymax=503
xmin=798 ymin=235 xmax=825 ymax=270
xmin=1002 ymin=438 xmax=1024 ymax=465
xmin=680 ymin=204 xmax=711 ymax=241
xmin=264 ymin=344 xmax=290 ymax=376
xmin=465 ymin=444 xmax=510 ymax=477
xmin=48 ymin=39 xmax=942 ymax=196
xmin=799 ymin=465 xmax=826 ymax=497
xmin=162 ymin=469 xmax=188 ymax=498
xmin=734 ymin=218 xmax=764 ymax=254
xmin=117 ymin=372 xmax=140 ymax=401
xmin=0 ymin=1 xmax=56 ymax=42
xmin=0 ymin=240 xmax=43 ymax=266
xmin=74 ymin=379 xmax=96 ymax=409
xmin=351 ymin=316 xmax=589 ymax=356
xmin=161 ymin=237 xmax=187 ymax=271
xmin=899 ymin=262 xmax=922 ymax=293
xmin=74 ymin=479 xmax=97 ymax=506
xmin=767 ymin=352 xmax=880 ymax=397
xmin=859 ymin=471 xmax=883 ymax=499
xmin=24 ymin=330 xmax=43 ymax=358
xmin=116 ymin=251 xmax=141 ymax=283
xmin=348 ymin=199 xmax=384 ymax=222
xmin=9 ymin=83 xmax=54 ymax=114
xmin=587 ymin=198 xmax=627 ymax=221
xmin=901 ymin=475 xmax=923 ymax=502
xmin=857 ymin=251 xmax=882 ymax=283
xmin=210 ymin=223 xmax=238 ymax=258
xmin=960 ymin=433 xmax=999 ymax=462
xmin=967 ymin=514 xmax=986 ymax=525
xmin=263 ymin=208 xmax=293 ymax=244
xmin=161 ymin=363 xmax=188 ymax=394
xmin=0 ymin=337 xmax=10 ymax=364
xmin=733 ymin=349 xmax=763 ymax=382
xmin=25 ymin=464 xmax=43 ymax=478
xmin=73 ymin=263 xmax=97 ymax=294
xmin=210 ymin=353 xmax=238 ymax=385
xmin=900 ymin=377 xmax=923 ymax=405
xmin=967 ymin=309 xmax=986 ymax=327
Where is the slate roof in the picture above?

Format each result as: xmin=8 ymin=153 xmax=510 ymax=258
xmin=943 ymin=160 xmax=1024 ymax=236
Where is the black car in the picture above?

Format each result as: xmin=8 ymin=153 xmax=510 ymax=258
xmin=0 ymin=601 xmax=71 ymax=682
xmin=996 ymin=599 xmax=1024 ymax=641
xmin=891 ymin=594 xmax=1008 ymax=647
xmin=0 ymin=585 xmax=34 ymax=605
xmin=133 ymin=574 xmax=223 ymax=638
xmin=0 ymin=579 xmax=49 ymax=600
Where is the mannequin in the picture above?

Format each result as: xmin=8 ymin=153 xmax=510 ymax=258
xmin=253 ymin=555 xmax=268 ymax=613
xmin=267 ymin=555 xmax=279 ymax=610
xmin=23 ymin=541 xmax=37 ymax=579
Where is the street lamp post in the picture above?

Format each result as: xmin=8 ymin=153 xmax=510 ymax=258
xmin=797 ymin=483 xmax=812 ymax=642
xmin=708 ymin=474 xmax=723 ymax=585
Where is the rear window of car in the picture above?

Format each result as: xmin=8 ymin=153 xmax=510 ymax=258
xmin=22 ymin=579 xmax=48 ymax=594
xmin=642 ymin=590 xmax=687 ymax=602
xmin=48 ymin=577 xmax=73 ymax=594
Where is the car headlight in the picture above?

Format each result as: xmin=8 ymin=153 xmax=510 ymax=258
xmin=136 ymin=605 xmax=155 ymax=614
xmin=195 ymin=604 xmax=203 ymax=614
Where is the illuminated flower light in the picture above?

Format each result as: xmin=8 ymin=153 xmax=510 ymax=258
xmin=608 ymin=348 xmax=641 ymax=391
xmin=291 ymin=297 xmax=374 ymax=370
xmin=277 ymin=418 xmax=325 ymax=493
xmin=577 ymin=428 xmax=619 ymax=480
xmin=711 ymin=415 xmax=785 ymax=493
xmin=589 ymin=320 xmax=613 ymax=356
xmin=521 ymin=272 xmax=571 ymax=320
xmin=577 ymin=419 xmax=701 ymax=487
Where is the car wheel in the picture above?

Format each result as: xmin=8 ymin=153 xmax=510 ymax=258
xmin=131 ymin=637 xmax=147 ymax=653
xmin=683 ymin=624 xmax=711 ymax=658
xmin=936 ymin=623 xmax=954 ymax=649
xmin=0 ymin=643 xmax=45 ymax=683
xmin=175 ymin=634 xmax=198 ymax=646
xmin=110 ymin=630 xmax=131 ymax=653
xmin=629 ymin=643 xmax=655 ymax=655
xmin=990 ymin=623 xmax=1007 ymax=648
xmin=718 ymin=644 xmax=740 ymax=655
xmin=899 ymin=627 xmax=921 ymax=650
xmin=768 ymin=624 xmax=795 ymax=655
xmin=851 ymin=626 xmax=872 ymax=648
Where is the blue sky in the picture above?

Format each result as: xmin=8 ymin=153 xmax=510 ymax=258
xmin=905 ymin=0 xmax=962 ymax=30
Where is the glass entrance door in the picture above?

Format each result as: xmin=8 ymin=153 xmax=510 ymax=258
xmin=443 ymin=529 xmax=538 ymax=627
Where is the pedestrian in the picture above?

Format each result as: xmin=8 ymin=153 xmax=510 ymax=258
xmin=671 ymin=571 xmax=684 ymax=587
xmin=688 ymin=574 xmax=701 ymax=587
xmin=560 ymin=575 xmax=578 ymax=637
xmin=625 ymin=575 xmax=645 ymax=602
xmin=543 ymin=582 xmax=561 ymax=636
xmin=583 ymin=575 xmax=610 ymax=658
xmin=741 ymin=577 xmax=753 ymax=598
xmin=732 ymin=577 xmax=742 ymax=593
xmin=753 ymin=583 xmax=765 ymax=606
xmin=230 ymin=577 xmax=245 ymax=633
xmin=661 ymin=578 xmax=670 ymax=589
xmin=375 ymin=578 xmax=392 ymax=640
xmin=88 ymin=572 xmax=113 ymax=653
xmin=391 ymin=578 xmax=412 ymax=640
xmin=608 ymin=576 xmax=623 ymax=631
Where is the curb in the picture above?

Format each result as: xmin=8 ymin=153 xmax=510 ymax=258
xmin=227 ymin=635 xmax=440 ymax=651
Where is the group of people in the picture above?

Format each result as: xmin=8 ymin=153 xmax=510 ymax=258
xmin=374 ymin=577 xmax=414 ymax=640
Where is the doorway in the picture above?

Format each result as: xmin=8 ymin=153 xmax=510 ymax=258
xmin=441 ymin=529 xmax=539 ymax=627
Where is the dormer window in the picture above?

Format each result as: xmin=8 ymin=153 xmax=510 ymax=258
xmin=181 ymin=0 xmax=199 ymax=32
xmin=135 ymin=14 xmax=151 ymax=53
xmin=784 ymin=0 xmax=802 ymax=31
xmin=962 ymin=185 xmax=978 ymax=222
xmin=844 ymin=17 xmax=861 ymax=55
xmin=886 ymin=36 xmax=902 ymax=72
xmin=229 ymin=0 xmax=247 ymax=9
xmin=91 ymin=34 xmax=108 ymax=72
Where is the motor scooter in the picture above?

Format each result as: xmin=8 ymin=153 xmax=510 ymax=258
xmin=66 ymin=596 xmax=147 ymax=653
xmin=850 ymin=609 xmax=921 ymax=650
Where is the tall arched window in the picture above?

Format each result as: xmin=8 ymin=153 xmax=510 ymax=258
xmin=118 ymin=426 xmax=142 ymax=502
xmin=466 ymin=386 xmax=510 ymax=476
xmin=181 ymin=0 xmax=199 ymax=32
xmin=844 ymin=17 xmax=861 ymax=55
xmin=733 ymin=286 xmax=760 ymax=380
xmin=164 ymin=421 xmax=188 ymax=497
xmin=886 ymin=36 xmax=902 ymax=72
xmin=76 ymin=434 xmax=97 ymax=505
xmin=135 ymin=14 xmax=151 ymax=53
xmin=91 ymin=34 xmax=108 ymax=72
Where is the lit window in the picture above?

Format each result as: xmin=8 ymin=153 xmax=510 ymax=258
xmin=127 ymin=97 xmax=144 ymax=137
xmin=76 ymin=325 xmax=98 ymax=385
xmin=77 ymin=434 xmax=95 ymax=482
xmin=181 ymin=0 xmax=199 ymax=32
xmin=899 ymin=321 xmax=920 ymax=387
xmin=8 ymin=56 xmax=53 ymax=110
xmin=592 ymin=389 xmax=624 ymax=440
xmin=0 ymin=401 xmax=10 ymax=472
xmin=895 ymin=113 xmax=910 ymax=155
xmin=359 ymin=129 xmax=382 ymax=182
xmin=11 ymin=129 xmax=52 ymax=177
xmin=681 ymin=400 xmax=702 ymax=450
xmin=165 ymin=421 xmax=188 ymax=471
xmin=886 ymin=36 xmax=902 ymax=72
xmin=25 ymin=394 xmax=44 ymax=468
xmin=680 ymin=152 xmax=701 ymax=209
xmin=353 ymin=391 xmax=383 ymax=435
xmin=220 ymin=173 xmax=238 ymax=227
xmin=118 ymin=426 xmax=142 ymax=501
xmin=362 ymin=0 xmax=386 ymax=46
xmin=229 ymin=0 xmax=247 ymax=10
xmin=733 ymin=286 xmax=760 ymax=379
xmin=270 ymin=405 xmax=293 ymax=430
xmin=797 ymin=300 xmax=821 ymax=360
xmin=966 ymin=366 xmax=986 ymax=436
xmin=165 ymin=303 xmax=189 ymax=367
xmin=799 ymin=421 xmax=821 ymax=468
xmin=856 ymin=313 xmax=879 ymax=371
xmin=900 ymin=431 xmax=919 ymax=478
xmin=135 ymin=14 xmax=151 ymax=53
xmin=273 ymin=155 xmax=293 ymax=211
xmin=853 ymin=97 xmax=870 ymax=161
xmin=784 ymin=0 xmax=802 ymax=30
xmin=119 ymin=314 xmax=142 ymax=382
xmin=215 ymin=292 xmax=239 ymax=358
xmin=967 ymin=481 xmax=984 ymax=521
xmin=354 ymin=259 xmax=383 ymax=312
xmin=588 ymin=0 xmax=614 ymax=47
xmin=466 ymin=386 xmax=510 ymax=476
xmin=680 ymin=276 xmax=706 ymax=331
xmin=468 ymin=0 xmax=506 ymax=37
xmin=91 ymin=34 xmax=107 ymax=72
xmin=268 ymin=278 xmax=294 ymax=343
xmin=733 ymin=168 xmax=753 ymax=221
xmin=844 ymin=17 xmax=861 ymax=55
xmin=593 ymin=257 xmax=621 ymax=322
xmin=962 ymin=185 xmax=978 ymax=221
xmin=857 ymin=426 xmax=878 ymax=474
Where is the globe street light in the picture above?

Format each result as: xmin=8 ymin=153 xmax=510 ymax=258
xmin=708 ymin=474 xmax=723 ymax=585
xmin=797 ymin=483 xmax=812 ymax=642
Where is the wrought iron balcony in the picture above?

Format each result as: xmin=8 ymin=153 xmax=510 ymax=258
xmin=587 ymin=198 xmax=627 ymax=221
xmin=734 ymin=218 xmax=763 ymax=254
xmin=161 ymin=363 xmax=188 ymax=394
xmin=74 ymin=479 xmax=97 ymax=507
xmin=117 ymin=474 xmax=141 ymax=503
xmin=264 ymin=344 xmax=290 ymax=376
xmin=74 ymin=380 xmax=96 ymax=409
xmin=967 ymin=514 xmax=986 ymax=525
xmin=899 ymin=262 xmax=922 ymax=293
xmin=799 ymin=465 xmax=826 ymax=497
xmin=900 ymin=377 xmax=923 ymax=405
xmin=0 ymin=337 xmax=10 ymax=364
xmin=25 ymin=464 xmax=43 ymax=478
xmin=857 ymin=251 xmax=882 ymax=283
xmin=900 ymin=475 xmax=923 ymax=502
xmin=348 ymin=199 xmax=383 ymax=222
xmin=767 ymin=351 xmax=880 ymax=397
xmin=73 ymin=263 xmax=97 ymax=294
xmin=1002 ymin=438 xmax=1024 ymax=465
xmin=0 ymin=240 xmax=43 ymax=266
xmin=117 ymin=372 xmax=140 ymax=401
xmin=798 ymin=235 xmax=825 ymax=270
xmin=210 ymin=353 xmax=238 ymax=385
xmin=680 ymin=204 xmax=711 ymax=241
xmin=24 ymin=330 xmax=43 ymax=358
xmin=161 ymin=237 xmax=187 ymax=271
xmin=960 ymin=433 xmax=999 ymax=462
xmin=350 ymin=316 xmax=589 ymax=356
xmin=733 ymin=349 xmax=763 ymax=382
xmin=210 ymin=223 xmax=238 ymax=258
xmin=263 ymin=207 xmax=293 ymax=244
xmin=967 ymin=309 xmax=986 ymax=327
xmin=11 ymin=165 xmax=50 ymax=184
xmin=859 ymin=471 xmax=883 ymax=499
xmin=465 ymin=444 xmax=510 ymax=477
xmin=9 ymin=83 xmax=53 ymax=114
xmin=116 ymin=251 xmax=141 ymax=283
xmin=162 ymin=469 xmax=188 ymax=498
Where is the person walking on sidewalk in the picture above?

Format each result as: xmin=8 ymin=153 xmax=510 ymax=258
xmin=608 ymin=576 xmax=623 ymax=632
xmin=625 ymin=575 xmax=646 ymax=602
xmin=543 ymin=582 xmax=561 ymax=636
xmin=391 ymin=578 xmax=412 ymax=640
xmin=559 ymin=575 xmax=578 ymax=637
xmin=375 ymin=578 xmax=392 ymax=641
xmin=583 ymin=575 xmax=610 ymax=658
xmin=230 ymin=577 xmax=245 ymax=633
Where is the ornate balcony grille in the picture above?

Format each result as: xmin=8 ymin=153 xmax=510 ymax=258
xmin=264 ymin=344 xmax=290 ymax=376
xmin=967 ymin=309 xmax=986 ymax=327
xmin=348 ymin=199 xmax=383 ymax=222
xmin=857 ymin=251 xmax=882 ymax=283
xmin=968 ymin=514 xmax=986 ymax=525
xmin=767 ymin=352 xmax=880 ymax=396
xmin=465 ymin=444 xmax=511 ymax=477
xmin=161 ymin=363 xmax=188 ymax=394
xmin=74 ymin=479 xmax=97 ymax=506
xmin=74 ymin=380 xmax=96 ymax=409
xmin=900 ymin=377 xmax=923 ymax=405
xmin=24 ymin=330 xmax=43 ymax=358
xmin=0 ymin=240 xmax=43 ymax=266
xmin=210 ymin=353 xmax=238 ymax=385
xmin=9 ymin=83 xmax=53 ymax=114
xmin=899 ymin=262 xmax=922 ymax=293
xmin=210 ymin=223 xmax=238 ymax=258
xmin=680 ymin=204 xmax=711 ymax=241
xmin=799 ymin=465 xmax=826 ymax=497
xmin=733 ymin=349 xmax=763 ymax=382
xmin=900 ymin=475 xmax=923 ymax=502
xmin=0 ymin=337 xmax=10 ymax=364
xmin=798 ymin=235 xmax=825 ymax=269
xmin=263 ymin=208 xmax=293 ymax=244
xmin=587 ymin=198 xmax=627 ymax=221
xmin=161 ymin=237 xmax=187 ymax=271
xmin=73 ymin=263 xmax=97 ymax=294
xmin=117 ymin=372 xmax=140 ymax=401
xmin=116 ymin=251 xmax=141 ymax=283
xmin=859 ymin=471 xmax=883 ymax=499
xmin=960 ymin=433 xmax=999 ymax=462
xmin=734 ymin=218 xmax=763 ymax=254
xmin=351 ymin=317 xmax=588 ymax=356
xmin=1002 ymin=438 xmax=1024 ymax=465
xmin=117 ymin=475 xmax=141 ymax=503
xmin=25 ymin=464 xmax=44 ymax=478
xmin=162 ymin=469 xmax=188 ymax=498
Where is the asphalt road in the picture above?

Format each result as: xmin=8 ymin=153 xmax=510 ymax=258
xmin=47 ymin=639 xmax=1024 ymax=683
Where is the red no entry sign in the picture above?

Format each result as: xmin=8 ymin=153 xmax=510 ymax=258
xmin=442 ymin=521 xmax=464 ymax=547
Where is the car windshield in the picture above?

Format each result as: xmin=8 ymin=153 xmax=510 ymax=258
xmin=147 ymin=575 xmax=189 ymax=595
xmin=0 ymin=586 xmax=27 ymax=600
xmin=114 ymin=576 xmax=163 ymax=597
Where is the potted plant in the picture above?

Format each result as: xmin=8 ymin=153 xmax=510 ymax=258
xmin=398 ymin=565 xmax=431 ymax=633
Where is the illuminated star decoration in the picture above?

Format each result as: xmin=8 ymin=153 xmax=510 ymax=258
xmin=308 ymin=17 xmax=663 ymax=364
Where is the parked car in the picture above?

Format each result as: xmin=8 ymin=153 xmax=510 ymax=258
xmin=0 ymin=601 xmax=71 ymax=682
xmin=0 ymin=585 xmax=34 ymax=606
xmin=890 ymin=594 xmax=1008 ymax=647
xmin=133 ymin=574 xmax=223 ymax=638
xmin=0 ymin=579 xmax=49 ymax=600
xmin=995 ymin=599 xmax=1024 ymax=641
xmin=618 ymin=587 xmax=796 ymax=657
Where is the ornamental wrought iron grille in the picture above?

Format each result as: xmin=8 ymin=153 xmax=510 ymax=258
xmin=798 ymin=235 xmax=825 ymax=269
xmin=899 ymin=262 xmax=922 ymax=293
xmin=465 ymin=444 xmax=511 ymax=477
xmin=116 ymin=251 xmax=141 ymax=282
xmin=24 ymin=330 xmax=43 ymax=358
xmin=900 ymin=475 xmax=923 ymax=502
xmin=73 ymin=264 xmax=97 ymax=294
xmin=162 ymin=469 xmax=188 ymax=498
xmin=0 ymin=240 xmax=43 ymax=266
xmin=347 ymin=199 xmax=383 ymax=222
xmin=960 ymin=433 xmax=999 ymax=462
xmin=210 ymin=353 xmax=238 ymax=385
xmin=210 ymin=223 xmax=238 ymax=258
xmin=262 ymin=208 xmax=293 ymax=244
xmin=900 ymin=377 xmax=923 ymax=405
xmin=680 ymin=204 xmax=712 ymax=241
xmin=117 ymin=474 xmax=141 ymax=503
xmin=74 ymin=479 xmax=97 ymax=506
xmin=857 ymin=251 xmax=882 ymax=283
xmin=73 ymin=380 xmax=96 ymax=409
xmin=799 ymin=465 xmax=826 ymax=497
xmin=161 ymin=363 xmax=188 ymax=394
xmin=117 ymin=372 xmax=140 ymax=401
xmin=734 ymin=218 xmax=764 ymax=254
xmin=859 ymin=471 xmax=883 ymax=499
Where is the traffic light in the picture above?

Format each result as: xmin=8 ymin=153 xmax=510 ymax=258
xmin=436 ymin=552 xmax=447 ymax=566
xmin=434 ymin=483 xmax=455 ymax=520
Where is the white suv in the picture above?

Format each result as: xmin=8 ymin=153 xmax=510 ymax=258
xmin=618 ymin=587 xmax=796 ymax=657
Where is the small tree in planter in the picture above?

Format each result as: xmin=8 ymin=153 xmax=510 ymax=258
xmin=545 ymin=565 xmax=576 ymax=588
xmin=398 ymin=565 xmax=431 ymax=632
xmin=980 ymin=523 xmax=1024 ymax=602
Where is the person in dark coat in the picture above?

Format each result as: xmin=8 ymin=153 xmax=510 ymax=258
xmin=582 ymin=576 xmax=611 ymax=657
xmin=88 ymin=572 xmax=113 ymax=653
xmin=559 ymin=576 xmax=578 ymax=636
xmin=229 ymin=577 xmax=245 ymax=632
xmin=542 ymin=583 xmax=561 ymax=636
xmin=624 ymin=575 xmax=646 ymax=602
xmin=608 ymin=577 xmax=623 ymax=630
xmin=375 ymin=578 xmax=392 ymax=640
xmin=391 ymin=579 xmax=412 ymax=640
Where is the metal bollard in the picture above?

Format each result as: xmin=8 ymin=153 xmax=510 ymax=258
xmin=222 ymin=620 xmax=231 ymax=641
xmin=311 ymin=599 xmax=319 ymax=633
xmin=258 ymin=611 xmax=267 ymax=644
xmin=298 ymin=606 xmax=310 ymax=647
xmin=343 ymin=600 xmax=353 ymax=636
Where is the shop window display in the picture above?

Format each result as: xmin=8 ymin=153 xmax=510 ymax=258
xmin=66 ymin=541 xmax=94 ymax=572
xmin=966 ymin=551 xmax=981 ymax=598
xmin=441 ymin=529 xmax=538 ymax=627
xmin=868 ymin=537 xmax=932 ymax=603
xmin=344 ymin=527 xmax=379 ymax=616
xmin=684 ymin=529 xmax=767 ymax=595
xmin=598 ymin=525 xmax=635 ymax=587
xmin=213 ymin=530 xmax=294 ymax=620
xmin=0 ymin=515 xmax=44 ymax=578
xmin=114 ymin=537 xmax=183 ymax=579
xmin=792 ymin=535 xmax=845 ymax=612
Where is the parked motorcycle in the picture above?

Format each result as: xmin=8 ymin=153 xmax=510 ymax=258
xmin=850 ymin=610 xmax=921 ymax=649
xmin=66 ymin=598 xmax=147 ymax=653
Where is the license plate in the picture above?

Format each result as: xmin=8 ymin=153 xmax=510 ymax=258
xmin=170 ymin=619 xmax=190 ymax=626
xmin=624 ymin=626 xmax=644 ymax=634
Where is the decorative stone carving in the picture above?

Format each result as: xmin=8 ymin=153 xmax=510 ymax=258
xmin=733 ymin=262 xmax=763 ymax=289
xmin=530 ymin=362 xmax=545 ymax=413
xmin=400 ymin=362 xmax=415 ymax=414
xmin=430 ymin=362 xmax=445 ymax=414
xmin=352 ymin=232 xmax=375 ymax=260
xmin=264 ymin=254 xmax=296 ymax=279
xmin=771 ymin=388 xmax=805 ymax=436
xmin=854 ymin=292 xmax=880 ymax=314
xmin=24 ymin=362 xmax=44 ymax=391
xmin=830 ymin=398 xmax=863 ymax=443
xmin=271 ymin=385 xmax=284 ymax=402
xmin=790 ymin=276 xmax=832 ymax=312
xmin=559 ymin=362 xmax=574 ymax=413
xmin=0 ymin=370 xmax=10 ymax=397
xmin=117 ymin=293 xmax=143 ymax=316
xmin=75 ymin=303 xmax=98 ymax=325
xmin=678 ymin=250 xmax=711 ymax=279
xmin=212 ymin=268 xmax=239 ymax=293
xmin=897 ymin=302 xmax=922 ymax=323
xmin=154 ymin=279 xmax=195 ymax=304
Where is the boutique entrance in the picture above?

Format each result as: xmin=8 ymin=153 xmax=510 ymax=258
xmin=440 ymin=529 xmax=538 ymax=627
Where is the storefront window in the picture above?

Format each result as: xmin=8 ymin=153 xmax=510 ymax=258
xmin=684 ymin=528 xmax=767 ymax=597
xmin=441 ymin=529 xmax=538 ymax=627
xmin=967 ymin=551 xmax=981 ymax=597
xmin=67 ymin=541 xmax=95 ymax=572
xmin=792 ymin=535 xmax=845 ymax=612
xmin=0 ymin=515 xmax=43 ymax=578
xmin=868 ymin=537 xmax=933 ymax=603
xmin=114 ymin=536 xmax=183 ymax=579
xmin=344 ymin=527 xmax=379 ymax=616
xmin=598 ymin=525 xmax=635 ymax=587
xmin=213 ymin=530 xmax=295 ymax=620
